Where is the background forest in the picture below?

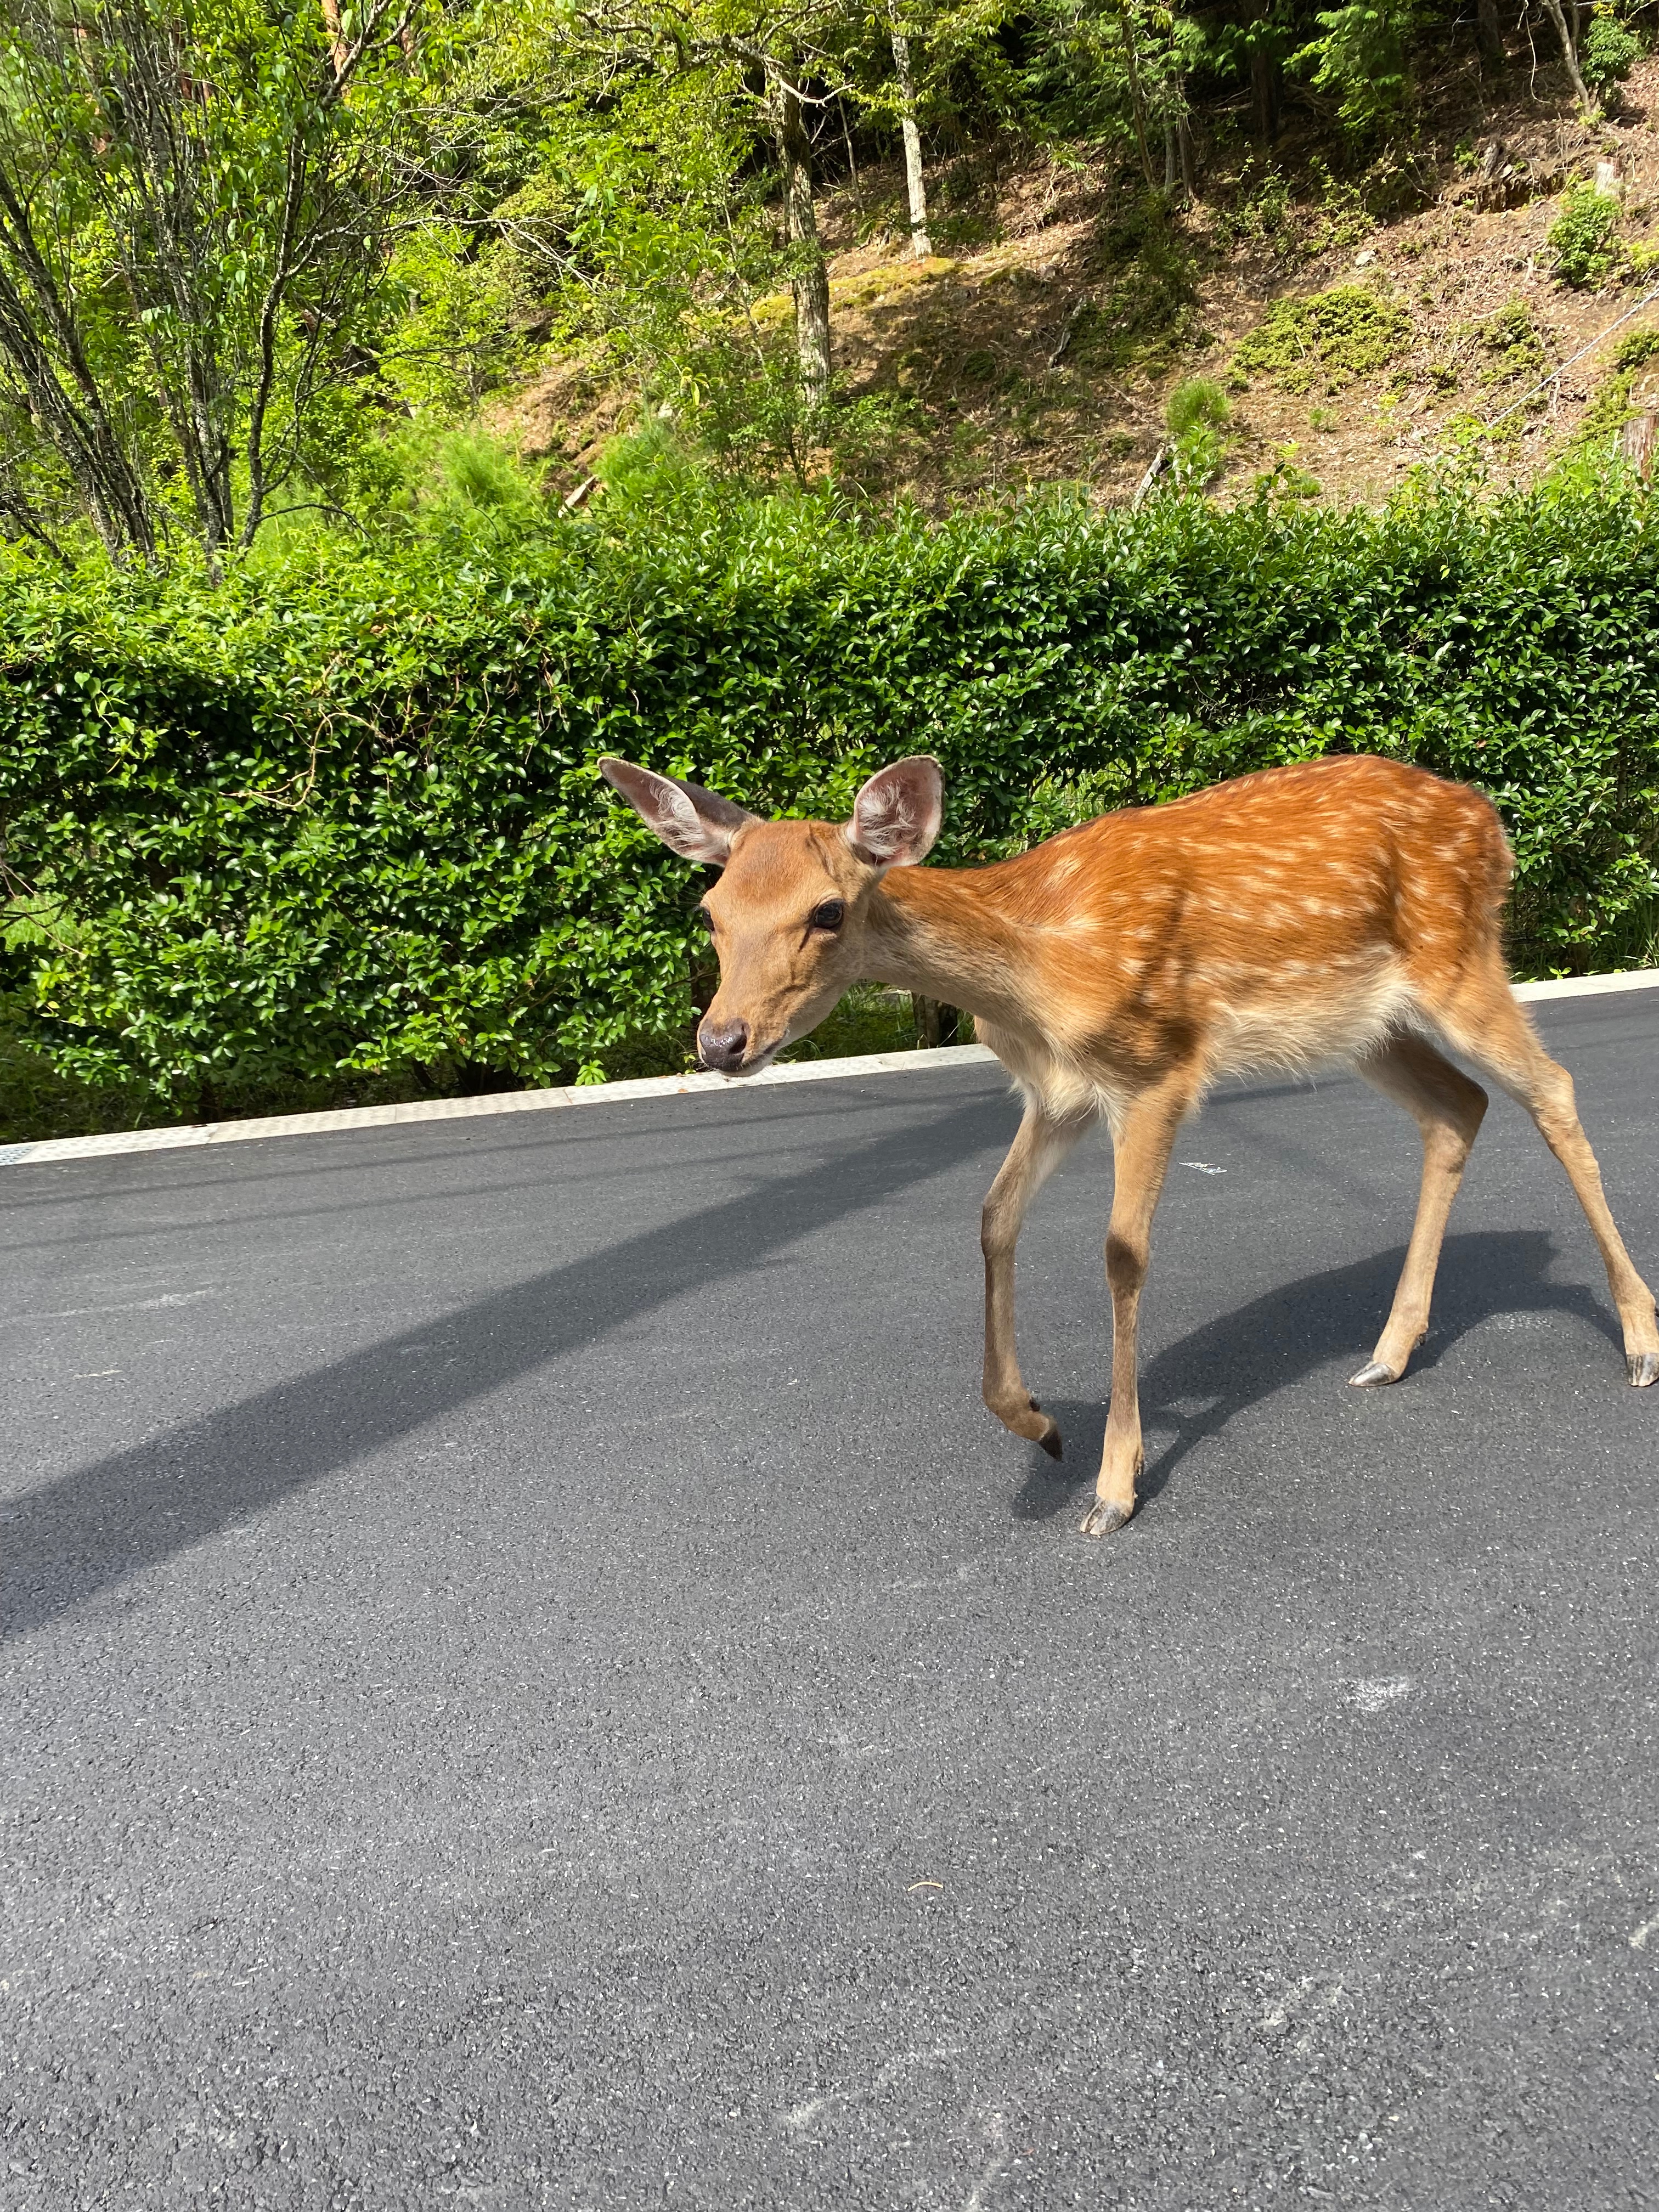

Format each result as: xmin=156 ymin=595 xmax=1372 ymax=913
xmin=3 ymin=1 xmax=1659 ymax=1140
xmin=3 ymin=0 xmax=1655 ymax=544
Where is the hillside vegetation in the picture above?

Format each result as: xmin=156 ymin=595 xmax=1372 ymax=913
xmin=505 ymin=33 xmax=1659 ymax=514
xmin=4 ymin=1 xmax=1659 ymax=545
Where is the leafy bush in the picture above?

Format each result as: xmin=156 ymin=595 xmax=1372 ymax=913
xmin=1549 ymin=185 xmax=1622 ymax=289
xmin=1476 ymin=301 xmax=1547 ymax=390
xmin=2 ymin=473 xmax=1659 ymax=1133
xmin=1572 ymin=331 xmax=1659 ymax=450
xmin=1582 ymin=10 xmax=1644 ymax=88
xmin=1232 ymin=286 xmax=1414 ymax=393
xmin=1290 ymin=1 xmax=1417 ymax=136
xmin=1214 ymin=162 xmax=1298 ymax=261
xmin=1165 ymin=377 xmax=1232 ymax=487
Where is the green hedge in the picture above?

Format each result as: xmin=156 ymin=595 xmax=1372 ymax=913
xmin=3 ymin=476 xmax=1659 ymax=1124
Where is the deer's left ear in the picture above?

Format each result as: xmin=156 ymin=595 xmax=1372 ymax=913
xmin=599 ymin=758 xmax=756 ymax=867
xmin=846 ymin=755 xmax=944 ymax=869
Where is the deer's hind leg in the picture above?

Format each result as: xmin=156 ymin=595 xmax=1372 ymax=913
xmin=1432 ymin=977 xmax=1659 ymax=1385
xmin=981 ymin=1098 xmax=1092 ymax=1456
xmin=1350 ymin=1034 xmax=1489 ymax=1388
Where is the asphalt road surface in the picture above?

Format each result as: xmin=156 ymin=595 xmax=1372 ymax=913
xmin=5 ymin=992 xmax=1658 ymax=2212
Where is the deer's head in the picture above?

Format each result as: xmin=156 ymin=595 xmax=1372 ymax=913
xmin=599 ymin=755 xmax=944 ymax=1074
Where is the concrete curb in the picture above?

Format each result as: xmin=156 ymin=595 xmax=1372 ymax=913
xmin=4 ymin=967 xmax=1656 ymax=1171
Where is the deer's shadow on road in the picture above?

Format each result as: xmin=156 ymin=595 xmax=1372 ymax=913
xmin=1009 ymin=1228 xmax=1620 ymax=1523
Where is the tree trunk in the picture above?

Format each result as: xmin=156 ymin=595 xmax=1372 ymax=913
xmin=769 ymin=69 xmax=832 ymax=409
xmin=889 ymin=16 xmax=932 ymax=258
xmin=913 ymin=996 xmax=961 ymax=1048
xmin=1619 ymin=410 xmax=1657 ymax=478
xmin=0 ymin=174 xmax=156 ymax=559
xmin=1540 ymin=0 xmax=1593 ymax=110
xmin=1164 ymin=114 xmax=1193 ymax=207
xmin=320 ymin=0 xmax=351 ymax=75
xmin=1475 ymin=0 xmax=1507 ymax=69
xmin=1116 ymin=4 xmax=1157 ymax=187
xmin=1250 ymin=42 xmax=1279 ymax=143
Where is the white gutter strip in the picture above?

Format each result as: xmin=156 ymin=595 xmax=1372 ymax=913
xmin=2 ymin=967 xmax=1656 ymax=1170
xmin=1511 ymin=968 xmax=1659 ymax=1001
xmin=0 ymin=1042 xmax=998 ymax=1168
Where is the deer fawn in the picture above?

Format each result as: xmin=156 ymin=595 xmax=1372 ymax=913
xmin=601 ymin=752 xmax=1658 ymax=1535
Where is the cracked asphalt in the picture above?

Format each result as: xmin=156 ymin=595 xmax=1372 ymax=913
xmin=4 ymin=990 xmax=1658 ymax=2211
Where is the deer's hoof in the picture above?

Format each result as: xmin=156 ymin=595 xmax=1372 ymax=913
xmin=1079 ymin=1498 xmax=1131 ymax=1538
xmin=1628 ymin=1351 xmax=1659 ymax=1387
xmin=1348 ymin=1359 xmax=1398 ymax=1389
xmin=1026 ymin=1396 xmax=1063 ymax=1458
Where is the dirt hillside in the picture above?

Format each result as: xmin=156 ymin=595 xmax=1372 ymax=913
xmin=497 ymin=50 xmax=1659 ymax=511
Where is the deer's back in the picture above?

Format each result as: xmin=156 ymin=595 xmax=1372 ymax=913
xmin=969 ymin=755 xmax=1514 ymax=1094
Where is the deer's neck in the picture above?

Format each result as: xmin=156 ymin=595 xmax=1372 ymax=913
xmin=861 ymin=865 xmax=1035 ymax=1025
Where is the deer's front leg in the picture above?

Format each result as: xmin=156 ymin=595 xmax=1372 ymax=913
xmin=1082 ymin=1079 xmax=1190 ymax=1538
xmin=981 ymin=1102 xmax=1088 ymax=1458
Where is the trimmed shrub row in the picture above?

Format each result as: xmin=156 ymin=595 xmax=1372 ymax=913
xmin=2 ymin=476 xmax=1658 ymax=1120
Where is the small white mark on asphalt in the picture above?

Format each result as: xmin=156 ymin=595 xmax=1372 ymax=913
xmin=18 ymin=1286 xmax=216 ymax=1323
xmin=71 ymin=1369 xmax=123 ymax=1379
xmin=1180 ymin=1161 xmax=1227 ymax=1175
xmin=1630 ymin=1911 xmax=1659 ymax=1951
xmin=1257 ymin=1976 xmax=1346 ymax=2053
xmin=782 ymin=2095 xmax=831 ymax=2131
xmin=1345 ymin=1676 xmax=1413 ymax=1713
xmin=781 ymin=2046 xmax=961 ymax=2136
xmin=964 ymin=2109 xmax=1009 ymax=2211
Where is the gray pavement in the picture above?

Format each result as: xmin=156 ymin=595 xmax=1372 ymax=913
xmin=3 ymin=992 xmax=1658 ymax=2211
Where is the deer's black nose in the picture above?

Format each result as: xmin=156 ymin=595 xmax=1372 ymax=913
xmin=698 ymin=1018 xmax=751 ymax=1073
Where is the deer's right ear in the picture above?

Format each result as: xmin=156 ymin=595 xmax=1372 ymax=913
xmin=599 ymin=758 xmax=755 ymax=867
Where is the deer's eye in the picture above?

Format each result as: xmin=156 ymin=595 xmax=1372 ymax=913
xmin=694 ymin=906 xmax=715 ymax=932
xmin=808 ymin=900 xmax=845 ymax=933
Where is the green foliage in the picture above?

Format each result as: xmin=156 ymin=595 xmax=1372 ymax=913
xmin=1571 ymin=330 xmax=1659 ymax=450
xmin=1009 ymin=0 xmax=1205 ymax=165
xmin=1290 ymin=3 xmax=1418 ymax=136
xmin=1476 ymin=300 xmax=1547 ymax=388
xmin=1233 ymin=285 xmax=1413 ymax=394
xmin=4 ymin=474 xmax=1659 ymax=1134
xmin=1075 ymin=194 xmax=1201 ymax=376
xmin=1214 ymin=162 xmax=1299 ymax=261
xmin=1250 ymin=447 xmax=1323 ymax=503
xmin=1581 ymin=9 xmax=1644 ymax=88
xmin=1165 ymin=376 xmax=1231 ymax=486
xmin=0 ymin=0 xmax=494 ymax=563
xmin=1304 ymin=156 xmax=1377 ymax=253
xmin=1548 ymin=184 xmax=1623 ymax=290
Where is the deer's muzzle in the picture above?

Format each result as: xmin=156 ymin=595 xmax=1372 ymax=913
xmin=697 ymin=1017 xmax=752 ymax=1074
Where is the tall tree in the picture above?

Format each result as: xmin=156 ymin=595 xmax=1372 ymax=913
xmin=768 ymin=61 xmax=833 ymax=403
xmin=563 ymin=1 xmax=850 ymax=413
xmin=888 ymin=4 xmax=932 ymax=257
xmin=0 ymin=0 xmax=454 ymax=563
xmin=1539 ymin=0 xmax=1593 ymax=111
xmin=1476 ymin=0 xmax=1508 ymax=69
